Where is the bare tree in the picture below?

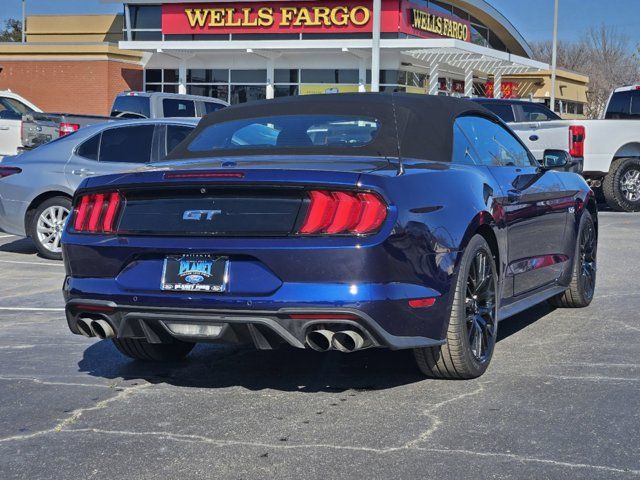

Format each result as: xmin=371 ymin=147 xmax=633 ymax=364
xmin=0 ymin=19 xmax=22 ymax=42
xmin=531 ymin=25 xmax=639 ymax=118
xmin=530 ymin=39 xmax=590 ymax=72
xmin=583 ymin=24 xmax=639 ymax=117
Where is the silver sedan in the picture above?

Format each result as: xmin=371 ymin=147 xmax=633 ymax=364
xmin=0 ymin=118 xmax=198 ymax=259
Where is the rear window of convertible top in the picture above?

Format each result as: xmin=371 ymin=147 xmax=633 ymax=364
xmin=186 ymin=114 xmax=380 ymax=152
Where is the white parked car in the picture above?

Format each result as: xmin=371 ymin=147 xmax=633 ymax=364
xmin=0 ymin=91 xmax=42 ymax=159
xmin=474 ymin=89 xmax=640 ymax=212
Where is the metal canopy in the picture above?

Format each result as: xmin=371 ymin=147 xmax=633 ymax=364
xmin=404 ymin=47 xmax=547 ymax=76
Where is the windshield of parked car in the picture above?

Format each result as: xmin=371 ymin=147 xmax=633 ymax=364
xmin=605 ymin=90 xmax=640 ymax=119
xmin=186 ymin=115 xmax=380 ymax=152
xmin=111 ymin=95 xmax=151 ymax=118
xmin=0 ymin=97 xmax=35 ymax=120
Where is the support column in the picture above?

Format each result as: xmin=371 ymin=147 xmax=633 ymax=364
xmin=493 ymin=73 xmax=502 ymax=99
xmin=428 ymin=63 xmax=439 ymax=96
xmin=358 ymin=57 xmax=367 ymax=93
xmin=178 ymin=60 xmax=187 ymax=95
xmin=464 ymin=69 xmax=474 ymax=98
xmin=371 ymin=0 xmax=381 ymax=92
xmin=266 ymin=58 xmax=275 ymax=99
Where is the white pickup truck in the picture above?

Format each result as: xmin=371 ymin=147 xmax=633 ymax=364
xmin=473 ymin=87 xmax=640 ymax=212
xmin=0 ymin=91 xmax=42 ymax=159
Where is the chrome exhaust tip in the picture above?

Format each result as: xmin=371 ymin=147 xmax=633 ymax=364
xmin=76 ymin=318 xmax=95 ymax=338
xmin=90 ymin=319 xmax=115 ymax=340
xmin=332 ymin=330 xmax=366 ymax=353
xmin=305 ymin=329 xmax=335 ymax=352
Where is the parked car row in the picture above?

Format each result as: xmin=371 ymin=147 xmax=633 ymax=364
xmin=0 ymin=90 xmax=228 ymax=157
xmin=1 ymin=86 xmax=638 ymax=263
xmin=0 ymin=118 xmax=198 ymax=259
xmin=473 ymin=85 xmax=640 ymax=212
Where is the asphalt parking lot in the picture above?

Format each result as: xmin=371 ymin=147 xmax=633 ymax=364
xmin=0 ymin=211 xmax=638 ymax=480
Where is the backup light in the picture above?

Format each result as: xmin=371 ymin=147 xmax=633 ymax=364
xmin=165 ymin=323 xmax=223 ymax=337
xmin=299 ymin=190 xmax=387 ymax=235
xmin=73 ymin=192 xmax=122 ymax=233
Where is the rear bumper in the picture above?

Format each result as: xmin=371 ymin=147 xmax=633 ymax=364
xmin=64 ymin=299 xmax=446 ymax=350
xmin=0 ymin=196 xmax=28 ymax=236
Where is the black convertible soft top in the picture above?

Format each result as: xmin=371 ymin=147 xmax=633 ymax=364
xmin=167 ymin=93 xmax=495 ymax=163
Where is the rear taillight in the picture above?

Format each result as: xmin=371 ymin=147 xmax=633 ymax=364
xmin=569 ymin=125 xmax=585 ymax=157
xmin=0 ymin=167 xmax=22 ymax=179
xmin=72 ymin=192 xmax=122 ymax=233
xmin=299 ymin=190 xmax=387 ymax=235
xmin=59 ymin=122 xmax=80 ymax=137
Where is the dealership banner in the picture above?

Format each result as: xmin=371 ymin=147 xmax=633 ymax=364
xmin=162 ymin=0 xmax=473 ymax=41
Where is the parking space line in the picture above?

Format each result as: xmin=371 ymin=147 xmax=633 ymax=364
xmin=0 ymin=259 xmax=63 ymax=267
xmin=0 ymin=307 xmax=65 ymax=312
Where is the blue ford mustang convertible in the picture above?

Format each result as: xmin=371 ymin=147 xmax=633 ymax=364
xmin=62 ymin=94 xmax=597 ymax=379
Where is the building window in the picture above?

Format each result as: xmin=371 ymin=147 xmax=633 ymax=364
xmin=230 ymin=85 xmax=266 ymax=104
xmin=187 ymin=85 xmax=229 ymax=102
xmin=188 ymin=69 xmax=229 ymax=83
xmin=230 ymin=70 xmax=267 ymax=84
xmin=301 ymin=70 xmax=359 ymax=84
xmin=126 ymin=4 xmax=162 ymax=40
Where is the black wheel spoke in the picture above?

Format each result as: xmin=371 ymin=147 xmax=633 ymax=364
xmin=464 ymin=250 xmax=497 ymax=364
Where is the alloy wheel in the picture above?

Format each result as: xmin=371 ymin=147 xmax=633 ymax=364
xmin=36 ymin=205 xmax=69 ymax=254
xmin=465 ymin=250 xmax=497 ymax=364
xmin=620 ymin=168 xmax=640 ymax=202
xmin=579 ymin=220 xmax=597 ymax=300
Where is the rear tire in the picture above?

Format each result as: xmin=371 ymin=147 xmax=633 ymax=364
xmin=28 ymin=196 xmax=71 ymax=260
xmin=112 ymin=338 xmax=195 ymax=362
xmin=414 ymin=235 xmax=498 ymax=379
xmin=603 ymin=157 xmax=640 ymax=212
xmin=548 ymin=212 xmax=597 ymax=308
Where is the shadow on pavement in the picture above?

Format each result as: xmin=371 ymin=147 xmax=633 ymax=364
xmin=79 ymin=341 xmax=424 ymax=392
xmin=0 ymin=237 xmax=38 ymax=255
xmin=78 ymin=303 xmax=554 ymax=392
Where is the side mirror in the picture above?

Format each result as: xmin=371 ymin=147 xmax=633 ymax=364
xmin=542 ymin=149 xmax=571 ymax=170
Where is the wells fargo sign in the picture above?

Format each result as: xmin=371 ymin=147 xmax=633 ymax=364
xmin=163 ymin=2 xmax=380 ymax=35
xmin=401 ymin=1 xmax=471 ymax=42
xmin=162 ymin=1 xmax=474 ymax=41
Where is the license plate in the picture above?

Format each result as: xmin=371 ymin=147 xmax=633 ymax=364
xmin=161 ymin=255 xmax=228 ymax=293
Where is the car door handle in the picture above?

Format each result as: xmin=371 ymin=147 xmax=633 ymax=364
xmin=71 ymin=168 xmax=96 ymax=177
xmin=529 ymin=135 xmax=539 ymax=141
xmin=0 ymin=126 xmax=10 ymax=131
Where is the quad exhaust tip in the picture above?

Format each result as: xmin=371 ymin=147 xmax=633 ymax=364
xmin=306 ymin=329 xmax=369 ymax=352
xmin=76 ymin=318 xmax=94 ymax=338
xmin=305 ymin=329 xmax=334 ymax=352
xmin=90 ymin=319 xmax=115 ymax=339
xmin=76 ymin=318 xmax=115 ymax=339
xmin=332 ymin=330 xmax=366 ymax=353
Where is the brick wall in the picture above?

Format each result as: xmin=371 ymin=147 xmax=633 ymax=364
xmin=0 ymin=60 xmax=143 ymax=115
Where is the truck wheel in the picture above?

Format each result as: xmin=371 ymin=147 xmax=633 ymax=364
xmin=414 ymin=235 xmax=498 ymax=379
xmin=603 ymin=157 xmax=640 ymax=212
xmin=112 ymin=338 xmax=195 ymax=362
xmin=548 ymin=211 xmax=597 ymax=308
xmin=28 ymin=196 xmax=71 ymax=260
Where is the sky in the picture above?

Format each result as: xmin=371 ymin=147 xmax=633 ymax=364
xmin=1 ymin=0 xmax=639 ymax=49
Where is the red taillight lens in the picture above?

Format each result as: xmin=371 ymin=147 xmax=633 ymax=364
xmin=299 ymin=190 xmax=387 ymax=235
xmin=408 ymin=297 xmax=437 ymax=308
xmin=72 ymin=192 xmax=122 ymax=234
xmin=569 ymin=126 xmax=585 ymax=157
xmin=59 ymin=122 xmax=80 ymax=137
xmin=0 ymin=167 xmax=22 ymax=178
